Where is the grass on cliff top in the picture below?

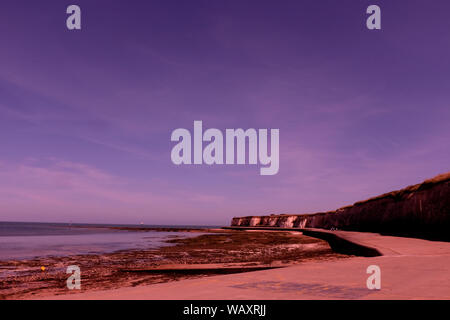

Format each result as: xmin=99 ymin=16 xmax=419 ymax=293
xmin=352 ymin=171 xmax=450 ymax=206
xmin=234 ymin=172 xmax=450 ymax=219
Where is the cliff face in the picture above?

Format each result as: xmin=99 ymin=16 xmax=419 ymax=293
xmin=231 ymin=172 xmax=450 ymax=241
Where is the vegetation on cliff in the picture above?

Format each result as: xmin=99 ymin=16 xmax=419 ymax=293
xmin=232 ymin=172 xmax=450 ymax=241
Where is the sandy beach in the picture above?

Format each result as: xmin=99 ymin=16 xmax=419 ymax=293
xmin=2 ymin=224 xmax=449 ymax=300
xmin=0 ymin=228 xmax=346 ymax=299
xmin=40 ymin=228 xmax=450 ymax=300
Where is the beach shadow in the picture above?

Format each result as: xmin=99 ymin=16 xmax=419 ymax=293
xmin=230 ymin=281 xmax=371 ymax=299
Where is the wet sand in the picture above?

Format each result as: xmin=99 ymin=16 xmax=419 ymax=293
xmin=0 ymin=229 xmax=347 ymax=300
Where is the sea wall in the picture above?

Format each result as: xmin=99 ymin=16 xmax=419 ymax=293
xmin=231 ymin=172 xmax=450 ymax=241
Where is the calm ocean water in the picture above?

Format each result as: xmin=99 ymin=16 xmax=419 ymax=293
xmin=0 ymin=222 xmax=212 ymax=261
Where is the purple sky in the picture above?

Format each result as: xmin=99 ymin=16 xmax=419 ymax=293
xmin=1 ymin=0 xmax=449 ymax=225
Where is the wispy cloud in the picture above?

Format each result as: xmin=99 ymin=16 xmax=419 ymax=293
xmin=0 ymin=158 xmax=231 ymax=224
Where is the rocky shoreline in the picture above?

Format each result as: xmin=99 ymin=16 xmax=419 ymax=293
xmin=0 ymin=228 xmax=347 ymax=300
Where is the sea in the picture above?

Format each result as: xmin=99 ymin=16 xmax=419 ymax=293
xmin=0 ymin=221 xmax=213 ymax=261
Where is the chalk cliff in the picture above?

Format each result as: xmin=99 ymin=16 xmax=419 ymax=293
xmin=231 ymin=172 xmax=450 ymax=241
